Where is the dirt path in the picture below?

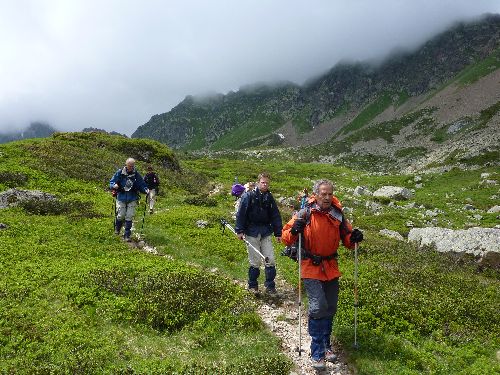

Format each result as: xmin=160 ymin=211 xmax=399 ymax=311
xmin=131 ymin=237 xmax=353 ymax=375
xmin=254 ymin=277 xmax=354 ymax=375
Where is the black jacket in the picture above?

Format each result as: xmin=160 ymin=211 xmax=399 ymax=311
xmin=144 ymin=172 xmax=160 ymax=191
xmin=235 ymin=188 xmax=282 ymax=237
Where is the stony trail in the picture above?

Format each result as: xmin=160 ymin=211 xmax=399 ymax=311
xmin=254 ymin=277 xmax=354 ymax=375
xmin=130 ymin=229 xmax=354 ymax=375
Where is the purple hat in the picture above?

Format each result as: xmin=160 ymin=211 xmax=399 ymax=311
xmin=231 ymin=183 xmax=245 ymax=197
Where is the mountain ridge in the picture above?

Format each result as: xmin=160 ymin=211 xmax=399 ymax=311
xmin=0 ymin=122 xmax=57 ymax=144
xmin=132 ymin=13 xmax=500 ymax=169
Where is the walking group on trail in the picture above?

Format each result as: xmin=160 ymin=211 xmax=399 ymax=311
xmin=109 ymin=160 xmax=364 ymax=371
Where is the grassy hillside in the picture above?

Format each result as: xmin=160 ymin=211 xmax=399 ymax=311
xmin=0 ymin=133 xmax=291 ymax=374
xmin=179 ymin=158 xmax=500 ymax=375
xmin=1 ymin=133 xmax=499 ymax=374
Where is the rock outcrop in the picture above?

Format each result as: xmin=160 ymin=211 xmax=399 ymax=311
xmin=373 ymin=186 xmax=413 ymax=200
xmin=408 ymin=227 xmax=500 ymax=257
xmin=0 ymin=188 xmax=57 ymax=209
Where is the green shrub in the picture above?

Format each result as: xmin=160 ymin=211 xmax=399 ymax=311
xmin=0 ymin=171 xmax=28 ymax=188
xmin=84 ymin=266 xmax=246 ymax=332
xmin=184 ymin=195 xmax=218 ymax=207
xmin=18 ymin=198 xmax=101 ymax=218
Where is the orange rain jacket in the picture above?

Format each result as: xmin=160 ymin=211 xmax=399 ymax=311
xmin=282 ymin=195 xmax=354 ymax=281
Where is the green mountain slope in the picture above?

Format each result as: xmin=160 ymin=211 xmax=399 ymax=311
xmin=132 ymin=14 xmax=500 ymax=161
xmin=0 ymin=133 xmax=291 ymax=374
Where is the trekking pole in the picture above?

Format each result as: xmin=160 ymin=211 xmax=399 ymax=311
xmin=112 ymin=196 xmax=117 ymax=231
xmin=297 ymin=233 xmax=303 ymax=356
xmin=140 ymin=193 xmax=148 ymax=235
xmin=220 ymin=219 xmax=269 ymax=263
xmin=353 ymin=242 xmax=359 ymax=349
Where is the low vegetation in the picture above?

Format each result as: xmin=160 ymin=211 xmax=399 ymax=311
xmin=0 ymin=133 xmax=498 ymax=374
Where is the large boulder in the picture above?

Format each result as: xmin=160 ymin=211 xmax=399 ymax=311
xmin=0 ymin=188 xmax=57 ymax=209
xmin=373 ymin=186 xmax=413 ymax=200
xmin=408 ymin=227 xmax=500 ymax=258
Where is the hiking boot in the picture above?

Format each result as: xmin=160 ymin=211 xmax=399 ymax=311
xmin=149 ymin=209 xmax=153 ymax=214
xmin=311 ymin=357 xmax=326 ymax=370
xmin=124 ymin=220 xmax=132 ymax=241
xmin=114 ymin=219 xmax=123 ymax=235
xmin=266 ymin=287 xmax=277 ymax=295
xmin=325 ymin=349 xmax=337 ymax=362
xmin=248 ymin=287 xmax=259 ymax=294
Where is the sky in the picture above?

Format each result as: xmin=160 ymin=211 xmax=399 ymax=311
xmin=1 ymin=1 xmax=499 ymax=136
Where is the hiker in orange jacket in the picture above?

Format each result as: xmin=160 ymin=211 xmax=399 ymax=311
xmin=282 ymin=179 xmax=363 ymax=370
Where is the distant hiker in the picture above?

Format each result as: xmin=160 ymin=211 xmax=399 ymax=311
xmin=144 ymin=165 xmax=160 ymax=214
xmin=109 ymin=158 xmax=149 ymax=241
xmin=281 ymin=179 xmax=363 ymax=370
xmin=235 ymin=173 xmax=283 ymax=294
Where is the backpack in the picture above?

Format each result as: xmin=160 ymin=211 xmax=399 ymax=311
xmin=231 ymin=183 xmax=245 ymax=197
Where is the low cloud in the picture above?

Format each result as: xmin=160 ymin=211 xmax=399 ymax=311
xmin=0 ymin=0 xmax=499 ymax=135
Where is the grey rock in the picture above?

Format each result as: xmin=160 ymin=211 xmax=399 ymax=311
xmin=373 ymin=186 xmax=413 ymax=200
xmin=487 ymin=205 xmax=500 ymax=213
xmin=366 ymin=201 xmax=383 ymax=212
xmin=408 ymin=227 xmax=500 ymax=257
xmin=379 ymin=229 xmax=404 ymax=241
xmin=463 ymin=204 xmax=475 ymax=211
xmin=196 ymin=220 xmax=209 ymax=228
xmin=353 ymin=186 xmax=372 ymax=196
xmin=0 ymin=188 xmax=57 ymax=209
xmin=404 ymin=202 xmax=417 ymax=209
xmin=480 ymin=179 xmax=497 ymax=186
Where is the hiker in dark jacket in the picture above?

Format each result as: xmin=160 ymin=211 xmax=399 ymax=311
xmin=144 ymin=165 xmax=160 ymax=214
xmin=110 ymin=158 xmax=149 ymax=241
xmin=235 ymin=172 xmax=283 ymax=294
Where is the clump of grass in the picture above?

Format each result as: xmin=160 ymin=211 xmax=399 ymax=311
xmin=184 ymin=195 xmax=218 ymax=207
xmin=18 ymin=198 xmax=101 ymax=218
xmin=0 ymin=171 xmax=28 ymax=188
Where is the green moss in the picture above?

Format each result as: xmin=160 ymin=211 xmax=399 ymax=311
xmin=210 ymin=112 xmax=285 ymax=150
xmin=394 ymin=147 xmax=427 ymax=158
xmin=456 ymin=48 xmax=500 ymax=85
xmin=341 ymin=93 xmax=393 ymax=135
